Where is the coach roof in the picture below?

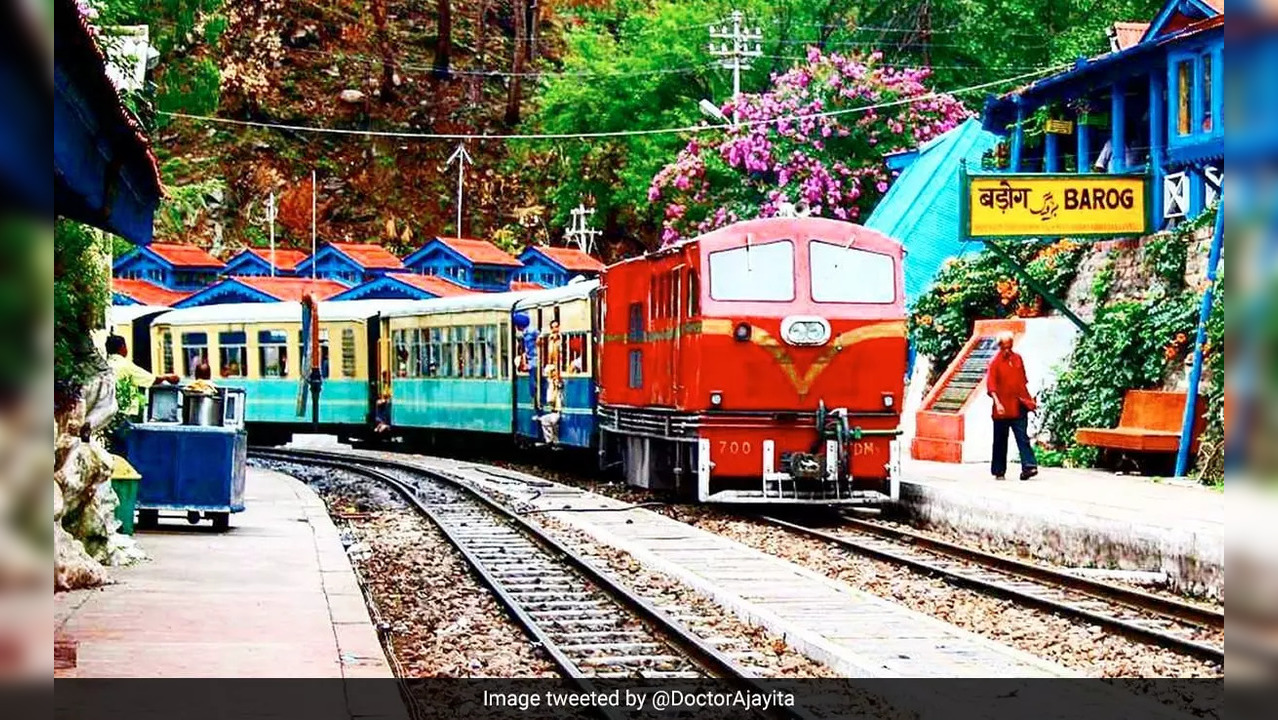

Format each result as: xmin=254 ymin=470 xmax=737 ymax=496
xmin=153 ymin=299 xmax=424 ymax=326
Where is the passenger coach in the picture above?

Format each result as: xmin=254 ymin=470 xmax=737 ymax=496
xmin=149 ymin=300 xmax=418 ymax=443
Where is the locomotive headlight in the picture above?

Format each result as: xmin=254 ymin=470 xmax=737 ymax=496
xmin=780 ymin=317 xmax=831 ymax=346
xmin=882 ymin=393 xmax=895 ymax=409
xmin=734 ymin=322 xmax=752 ymax=342
xmin=710 ymin=391 xmax=724 ymax=407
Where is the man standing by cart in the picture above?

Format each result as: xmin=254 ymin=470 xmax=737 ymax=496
xmin=102 ymin=335 xmax=180 ymax=453
xmin=105 ymin=335 xmax=180 ymax=419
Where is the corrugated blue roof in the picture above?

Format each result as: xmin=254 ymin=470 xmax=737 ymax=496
xmin=866 ymin=118 xmax=999 ymax=305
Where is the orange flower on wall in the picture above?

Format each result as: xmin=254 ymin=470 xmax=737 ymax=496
xmin=996 ymin=278 xmax=1019 ymax=306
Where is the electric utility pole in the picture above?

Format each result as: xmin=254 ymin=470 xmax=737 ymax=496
xmin=709 ymin=10 xmax=763 ymax=126
xmin=446 ymin=142 xmax=473 ymax=238
xmin=564 ymin=203 xmax=601 ymax=256
xmin=265 ymin=191 xmax=277 ymax=277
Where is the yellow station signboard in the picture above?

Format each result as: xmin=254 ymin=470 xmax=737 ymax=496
xmin=964 ymin=173 xmax=1150 ymax=239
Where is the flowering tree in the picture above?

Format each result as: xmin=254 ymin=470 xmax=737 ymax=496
xmin=648 ymin=48 xmax=970 ymax=244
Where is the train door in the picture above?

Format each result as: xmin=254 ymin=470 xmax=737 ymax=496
xmin=532 ymin=306 xmax=544 ymax=414
xmin=590 ymin=286 xmax=603 ymax=385
xmin=669 ymin=265 xmax=685 ymax=407
xmin=365 ymin=314 xmax=382 ymax=423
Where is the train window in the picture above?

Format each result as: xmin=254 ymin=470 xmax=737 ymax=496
xmin=459 ymin=326 xmax=475 ymax=379
xmin=671 ymin=272 xmax=682 ymax=320
xmin=442 ymin=327 xmax=457 ymax=378
xmin=628 ymin=349 xmax=643 ymax=389
xmin=218 ymin=331 xmax=247 ymax=378
xmin=181 ymin=332 xmax=208 ymax=377
xmin=299 ymin=330 xmax=332 ymax=377
xmin=564 ymin=332 xmax=588 ymax=375
xmin=320 ymin=331 xmax=331 ymax=378
xmin=161 ymin=331 xmax=174 ymax=375
xmin=482 ymin=325 xmax=499 ymax=378
xmin=415 ymin=328 xmax=427 ymax=377
xmin=391 ymin=329 xmax=406 ymax=378
xmin=341 ymin=328 xmax=356 ymax=378
xmin=686 ymin=271 xmax=700 ymax=317
xmin=499 ymin=323 xmax=510 ymax=379
xmin=708 ymin=240 xmax=794 ymax=301
xmin=432 ymin=327 xmax=444 ymax=376
xmin=258 ymin=330 xmax=290 ymax=378
xmin=809 ymin=241 xmax=895 ymax=303
xmin=628 ymin=303 xmax=644 ymax=342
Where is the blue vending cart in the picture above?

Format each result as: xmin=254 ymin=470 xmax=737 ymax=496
xmin=125 ymin=386 xmax=248 ymax=531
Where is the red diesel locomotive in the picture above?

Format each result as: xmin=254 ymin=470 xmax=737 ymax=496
xmin=597 ymin=217 xmax=907 ymax=504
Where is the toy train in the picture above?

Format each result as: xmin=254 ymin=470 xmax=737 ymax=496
xmin=113 ymin=218 xmax=907 ymax=504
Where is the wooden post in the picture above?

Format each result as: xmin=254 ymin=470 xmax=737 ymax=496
xmin=1111 ymin=82 xmax=1126 ymax=172
xmin=1149 ymin=71 xmax=1166 ymax=222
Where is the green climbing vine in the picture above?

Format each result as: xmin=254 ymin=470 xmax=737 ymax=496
xmin=1039 ymin=291 xmax=1200 ymax=467
xmin=909 ymin=238 xmax=1086 ymax=382
xmin=1091 ymin=254 xmax=1115 ymax=303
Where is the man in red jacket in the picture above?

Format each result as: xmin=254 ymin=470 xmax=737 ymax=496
xmin=987 ymin=331 xmax=1039 ymax=480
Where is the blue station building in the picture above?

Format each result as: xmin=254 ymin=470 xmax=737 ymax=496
xmin=514 ymin=245 xmax=606 ymax=288
xmin=402 ymin=237 xmax=525 ymax=292
xmin=982 ymin=0 xmax=1223 ymax=226
xmin=293 ymin=242 xmax=405 ymax=285
xmin=113 ymin=242 xmax=225 ymax=291
xmin=221 ymin=247 xmax=310 ymax=277
xmin=331 ymin=273 xmax=475 ymax=301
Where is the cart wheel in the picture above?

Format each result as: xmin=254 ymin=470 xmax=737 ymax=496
xmin=187 ymin=511 xmax=201 ymax=525
xmin=210 ymin=512 xmax=230 ymax=532
xmin=136 ymin=509 xmax=158 ymax=530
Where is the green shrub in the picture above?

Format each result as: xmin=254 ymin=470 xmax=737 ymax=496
xmin=54 ymin=220 xmax=111 ymax=413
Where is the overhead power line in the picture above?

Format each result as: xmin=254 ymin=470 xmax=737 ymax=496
xmin=157 ymin=64 xmax=1065 ymax=142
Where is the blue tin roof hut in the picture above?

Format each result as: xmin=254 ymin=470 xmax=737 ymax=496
xmin=866 ymin=118 xmax=1000 ymax=305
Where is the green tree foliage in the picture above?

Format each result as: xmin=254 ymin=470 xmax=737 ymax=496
xmin=854 ymin=0 xmax=1165 ymax=88
xmin=91 ymin=1 xmax=226 ymax=129
xmin=512 ymin=1 xmax=723 ymax=246
xmin=55 ymin=220 xmax=111 ymax=413
xmin=522 ymin=0 xmax=1162 ymax=247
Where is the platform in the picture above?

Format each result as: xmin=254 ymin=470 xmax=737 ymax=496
xmin=54 ymin=467 xmax=393 ymax=679
xmin=899 ymin=459 xmax=1224 ymax=598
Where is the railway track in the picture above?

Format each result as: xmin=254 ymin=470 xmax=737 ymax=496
xmin=758 ymin=513 xmax=1224 ymax=666
xmin=253 ymin=447 xmax=808 ymax=718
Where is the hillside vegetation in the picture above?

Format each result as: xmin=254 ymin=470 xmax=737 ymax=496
xmin=90 ymin=0 xmax=1160 ymax=260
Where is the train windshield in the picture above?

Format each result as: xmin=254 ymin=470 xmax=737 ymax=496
xmin=809 ymin=240 xmax=895 ymax=303
xmin=707 ymin=240 xmax=794 ymax=301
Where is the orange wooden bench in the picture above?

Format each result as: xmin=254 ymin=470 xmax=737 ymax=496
xmin=1075 ymin=390 xmax=1206 ymax=453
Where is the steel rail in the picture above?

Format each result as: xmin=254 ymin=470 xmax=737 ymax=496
xmin=252 ymin=447 xmax=813 ymax=720
xmin=758 ymin=514 xmax=1223 ymax=665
